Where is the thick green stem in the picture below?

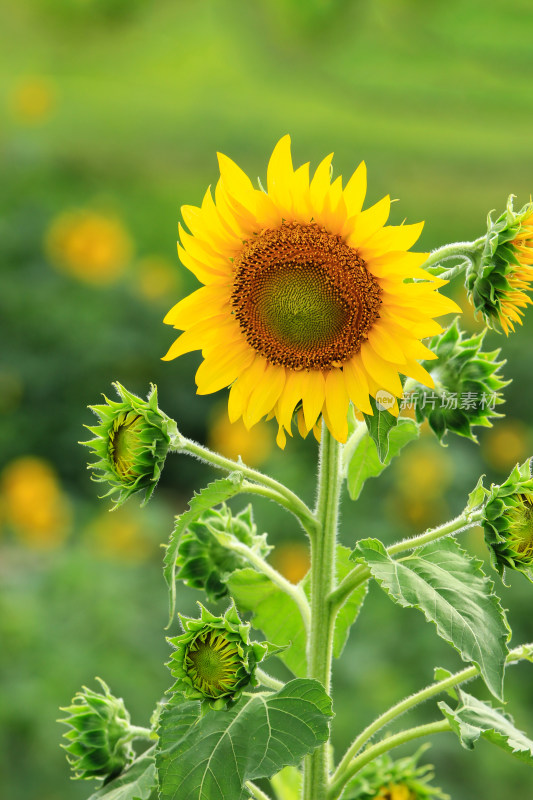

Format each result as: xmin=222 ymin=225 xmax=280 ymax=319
xmin=421 ymin=238 xmax=484 ymax=273
xmin=245 ymin=780 xmax=273 ymax=800
xmin=327 ymin=721 xmax=451 ymax=800
xmin=303 ymin=426 xmax=343 ymax=800
xmin=256 ymin=668 xmax=285 ymax=691
xmin=173 ymin=435 xmax=317 ymax=535
xmin=123 ymin=725 xmax=153 ymax=743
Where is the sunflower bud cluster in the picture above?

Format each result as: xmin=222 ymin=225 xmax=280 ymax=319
xmin=82 ymin=382 xmax=178 ymax=507
xmin=342 ymin=747 xmax=448 ymax=800
xmin=58 ymin=679 xmax=134 ymax=781
xmin=167 ymin=604 xmax=271 ymax=709
xmin=176 ymin=503 xmax=271 ymax=600
xmin=481 ymin=459 xmax=533 ymax=582
xmin=466 ymin=196 xmax=533 ymax=334
xmin=410 ymin=319 xmax=507 ymax=442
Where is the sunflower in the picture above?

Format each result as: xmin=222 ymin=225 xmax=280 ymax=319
xmin=164 ymin=136 xmax=460 ymax=446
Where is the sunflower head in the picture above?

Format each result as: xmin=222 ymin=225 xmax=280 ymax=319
xmin=482 ymin=459 xmax=533 ymax=582
xmin=163 ymin=136 xmax=460 ymax=447
xmin=167 ymin=603 xmax=270 ymax=708
xmin=176 ymin=503 xmax=271 ymax=601
xmin=465 ymin=195 xmax=533 ymax=334
xmin=81 ymin=382 xmax=178 ymax=508
xmin=58 ymin=679 xmax=134 ymax=781
xmin=409 ymin=319 xmax=508 ymax=442
xmin=342 ymin=747 xmax=448 ymax=800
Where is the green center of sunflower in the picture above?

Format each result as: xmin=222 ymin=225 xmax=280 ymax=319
xmin=510 ymin=493 xmax=533 ymax=562
xmin=185 ymin=628 xmax=246 ymax=698
xmin=231 ymin=222 xmax=382 ymax=370
xmin=108 ymin=411 xmax=144 ymax=481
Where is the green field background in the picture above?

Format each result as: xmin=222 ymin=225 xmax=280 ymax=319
xmin=1 ymin=1 xmax=533 ymax=798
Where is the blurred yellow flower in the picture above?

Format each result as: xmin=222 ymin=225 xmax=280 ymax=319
xmin=85 ymin=507 xmax=154 ymax=562
xmin=9 ymin=76 xmax=56 ymax=124
xmin=208 ymin=404 xmax=272 ymax=466
xmin=135 ymin=256 xmax=181 ymax=303
xmin=375 ymin=784 xmax=414 ymax=800
xmin=270 ymin=541 xmax=310 ymax=584
xmin=45 ymin=209 xmax=133 ymax=285
xmin=0 ymin=456 xmax=71 ymax=548
xmin=481 ymin=419 xmax=531 ymax=471
xmin=394 ymin=442 xmax=453 ymax=501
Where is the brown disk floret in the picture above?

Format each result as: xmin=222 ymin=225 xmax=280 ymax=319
xmin=231 ymin=222 xmax=382 ymax=370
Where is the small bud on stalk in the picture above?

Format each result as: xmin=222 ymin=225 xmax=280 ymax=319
xmin=167 ymin=603 xmax=273 ymax=709
xmin=482 ymin=459 xmax=533 ymax=582
xmin=81 ymin=382 xmax=177 ymax=507
xmin=58 ymin=679 xmax=134 ymax=781
xmin=176 ymin=503 xmax=271 ymax=601
xmin=466 ymin=196 xmax=533 ymax=334
xmin=344 ymin=746 xmax=448 ymax=800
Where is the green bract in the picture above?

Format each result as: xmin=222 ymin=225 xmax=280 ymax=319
xmin=409 ymin=319 xmax=507 ymax=442
xmin=465 ymin=195 xmax=533 ymax=334
xmin=82 ymin=382 xmax=178 ymax=507
xmin=482 ymin=459 xmax=533 ymax=582
xmin=175 ymin=503 xmax=271 ymax=600
xmin=167 ymin=603 xmax=270 ymax=708
xmin=342 ymin=746 xmax=448 ymax=800
xmin=58 ymin=678 xmax=134 ymax=781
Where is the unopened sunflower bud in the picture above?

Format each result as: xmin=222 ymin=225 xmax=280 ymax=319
xmin=466 ymin=196 xmax=533 ymax=334
xmin=58 ymin=679 xmax=134 ymax=781
xmin=167 ymin=603 xmax=271 ymax=708
xmin=482 ymin=459 xmax=533 ymax=582
xmin=344 ymin=746 xmax=448 ymax=800
xmin=410 ymin=319 xmax=508 ymax=442
xmin=81 ymin=382 xmax=177 ymax=508
xmin=176 ymin=503 xmax=271 ymax=601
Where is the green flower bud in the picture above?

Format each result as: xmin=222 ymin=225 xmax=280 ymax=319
xmin=58 ymin=678 xmax=134 ymax=781
xmin=466 ymin=196 xmax=533 ymax=334
xmin=176 ymin=503 xmax=271 ymax=601
xmin=167 ymin=603 xmax=271 ymax=708
xmin=410 ymin=319 xmax=508 ymax=442
xmin=343 ymin=746 xmax=448 ymax=800
xmin=81 ymin=382 xmax=178 ymax=508
xmin=482 ymin=458 xmax=533 ymax=582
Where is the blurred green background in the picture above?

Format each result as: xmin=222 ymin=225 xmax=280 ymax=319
xmin=2 ymin=0 xmax=533 ymax=798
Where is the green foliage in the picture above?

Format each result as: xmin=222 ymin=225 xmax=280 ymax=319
xmin=163 ymin=473 xmax=245 ymax=623
xmin=155 ymin=680 xmax=333 ymax=800
xmin=440 ymin=688 xmax=533 ymax=764
xmin=228 ymin=545 xmax=367 ymax=677
xmin=362 ymin=399 xmax=399 ymax=463
xmin=346 ymin=418 xmax=419 ymax=500
xmin=175 ymin=503 xmax=271 ymax=601
xmin=87 ymin=751 xmax=156 ymax=800
xmin=411 ymin=320 xmax=508 ymax=442
xmin=354 ymin=538 xmax=510 ymax=699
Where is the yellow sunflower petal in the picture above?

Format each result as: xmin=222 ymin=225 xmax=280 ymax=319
xmin=217 ymin=152 xmax=256 ymax=203
xmin=278 ymin=370 xmax=309 ymax=431
xmin=367 ymin=323 xmax=407 ymax=364
xmin=400 ymin=359 xmax=435 ymax=389
xmin=227 ymin=356 xmax=268 ymax=422
xmin=302 ymin=370 xmax=326 ymax=430
xmin=343 ymin=359 xmax=373 ymax=415
xmin=360 ymin=221 xmax=424 ymax=257
xmin=347 ymin=195 xmax=390 ymax=246
xmin=325 ymin=369 xmax=350 ymax=443
xmin=267 ymin=134 xmax=294 ymax=216
xmin=310 ymin=153 xmax=334 ymax=218
xmin=289 ymin=162 xmax=312 ymax=222
xmin=162 ymin=315 xmax=232 ymax=360
xmin=244 ymin=363 xmax=286 ymax=428
xmin=196 ymin=342 xmax=255 ymax=395
xmin=163 ymin=284 xmax=230 ymax=328
xmin=342 ymin=161 xmax=367 ymax=218
xmin=177 ymin=244 xmax=229 ymax=284
xmin=359 ymin=343 xmax=403 ymax=396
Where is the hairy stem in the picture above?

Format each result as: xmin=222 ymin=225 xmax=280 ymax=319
xmin=223 ymin=537 xmax=311 ymax=632
xmin=421 ymin=237 xmax=484 ymax=273
xmin=256 ymin=668 xmax=285 ymax=691
xmin=331 ymin=642 xmax=533 ymax=796
xmin=328 ymin=721 xmax=451 ymax=800
xmin=173 ymin=435 xmax=317 ymax=535
xmin=245 ymin=780 xmax=273 ymax=800
xmin=303 ymin=426 xmax=343 ymax=800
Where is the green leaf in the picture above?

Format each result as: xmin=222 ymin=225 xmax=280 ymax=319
xmin=227 ymin=568 xmax=307 ymax=677
xmin=164 ymin=472 xmax=244 ymax=624
xmin=156 ymin=680 xmax=333 ymax=800
xmin=331 ymin=545 xmax=368 ymax=659
xmin=440 ymin=689 xmax=533 ymax=764
xmin=362 ymin=397 xmax=399 ymax=463
xmin=355 ymin=538 xmax=509 ymax=699
xmin=346 ymin=418 xmax=419 ymax=500
xmin=87 ymin=751 xmax=157 ymax=800
xmin=228 ymin=546 xmax=367 ymax=677
xmin=466 ymin=475 xmax=487 ymax=511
